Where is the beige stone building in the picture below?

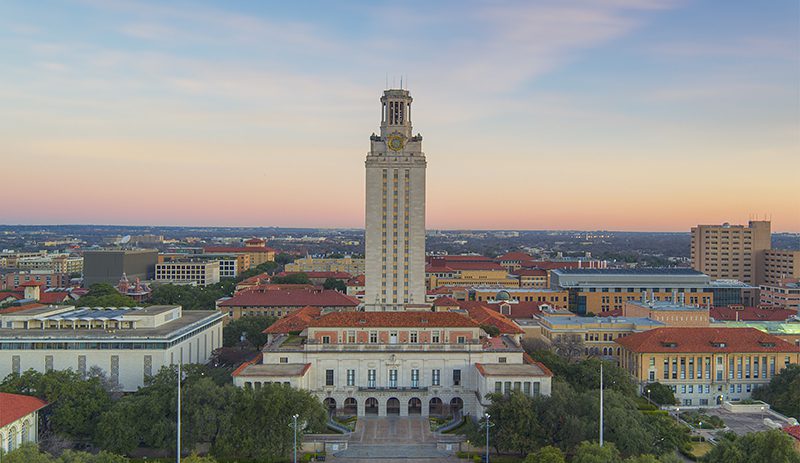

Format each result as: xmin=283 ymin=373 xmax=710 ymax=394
xmin=762 ymin=250 xmax=800 ymax=286
xmin=233 ymin=311 xmax=552 ymax=417
xmin=364 ymin=89 xmax=427 ymax=310
xmin=155 ymin=260 xmax=221 ymax=286
xmin=691 ymin=221 xmax=771 ymax=285
xmin=286 ymin=256 xmax=365 ymax=275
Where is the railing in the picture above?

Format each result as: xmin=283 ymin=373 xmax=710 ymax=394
xmin=356 ymin=386 xmax=429 ymax=392
xmin=304 ymin=342 xmax=482 ymax=352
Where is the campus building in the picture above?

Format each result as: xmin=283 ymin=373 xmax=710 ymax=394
xmin=0 ymin=305 xmax=224 ymax=391
xmin=763 ymin=250 xmax=800 ymax=286
xmin=364 ymin=89 xmax=427 ymax=310
xmin=233 ymin=311 xmax=552 ymax=418
xmin=690 ymin=221 xmax=771 ymax=285
xmin=285 ymin=256 xmax=365 ymax=275
xmin=83 ymin=249 xmax=158 ymax=286
xmin=623 ymin=300 xmax=710 ymax=327
xmin=217 ymin=286 xmax=360 ymax=320
xmin=426 ymin=258 xmax=516 ymax=289
xmin=0 ymin=392 xmax=47 ymax=453
xmin=203 ymin=238 xmax=275 ymax=268
xmin=538 ymin=315 xmax=665 ymax=358
xmin=760 ymin=278 xmax=800 ymax=311
xmin=155 ymin=260 xmax=222 ymax=286
xmin=616 ymin=327 xmax=800 ymax=405
xmin=550 ymin=268 xmax=713 ymax=315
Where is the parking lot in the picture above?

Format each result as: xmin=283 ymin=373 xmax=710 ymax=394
xmin=702 ymin=408 xmax=791 ymax=435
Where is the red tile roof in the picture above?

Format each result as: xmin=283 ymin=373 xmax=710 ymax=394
xmin=463 ymin=305 xmax=524 ymax=334
xmin=459 ymin=300 xmax=550 ymax=319
xmin=511 ymin=268 xmax=548 ymax=277
xmin=231 ymin=353 xmax=262 ymax=377
xmin=219 ymin=288 xmax=359 ymax=308
xmin=498 ymin=252 xmax=532 ymax=261
xmin=276 ymin=271 xmax=352 ymax=280
xmin=39 ymin=291 xmax=70 ymax=304
xmin=204 ymin=246 xmax=276 ymax=254
xmin=523 ymin=353 xmax=554 ymax=376
xmin=615 ymin=327 xmax=800 ymax=354
xmin=426 ymin=261 xmax=506 ymax=272
xmin=308 ymin=311 xmax=480 ymax=328
xmin=18 ymin=281 xmax=45 ymax=287
xmin=0 ymin=303 xmax=45 ymax=314
xmin=432 ymin=296 xmax=460 ymax=307
xmin=347 ymin=275 xmax=365 ymax=286
xmin=427 ymin=287 xmax=455 ymax=295
xmin=784 ymin=425 xmax=800 ymax=442
xmin=263 ymin=306 xmax=322 ymax=334
xmin=0 ymin=392 xmax=48 ymax=427
xmin=0 ymin=292 xmax=21 ymax=301
xmin=710 ymin=305 xmax=797 ymax=322
xmin=245 ymin=238 xmax=265 ymax=245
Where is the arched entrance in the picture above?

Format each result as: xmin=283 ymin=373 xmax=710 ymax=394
xmin=365 ymin=397 xmax=379 ymax=415
xmin=323 ymin=397 xmax=337 ymax=416
xmin=387 ymin=397 xmax=400 ymax=415
xmin=429 ymin=397 xmax=444 ymax=417
xmin=344 ymin=397 xmax=357 ymax=415
xmin=449 ymin=397 xmax=463 ymax=416
xmin=408 ymin=397 xmax=422 ymax=415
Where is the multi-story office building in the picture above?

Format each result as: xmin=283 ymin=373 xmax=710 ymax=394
xmin=466 ymin=287 xmax=569 ymax=308
xmin=5 ymin=254 xmax=83 ymax=275
xmin=0 ymin=270 xmax=70 ymax=290
xmin=285 ymin=256 xmax=365 ymax=276
xmin=617 ymin=327 xmax=800 ymax=405
xmin=155 ymin=260 xmax=221 ymax=286
xmin=203 ymin=238 xmax=274 ymax=268
xmin=550 ymin=268 xmax=713 ymax=315
xmin=364 ymin=89 xmax=427 ymax=310
xmin=160 ymin=253 xmax=244 ymax=279
xmin=760 ymin=278 xmax=800 ymax=311
xmin=538 ymin=315 xmax=665 ymax=358
xmin=762 ymin=250 xmax=800 ymax=286
xmin=0 ymin=305 xmax=224 ymax=391
xmin=83 ymin=249 xmax=158 ymax=286
xmin=233 ymin=311 xmax=552 ymax=417
xmin=691 ymin=221 xmax=771 ymax=285
xmin=426 ymin=258 xmax=515 ymax=290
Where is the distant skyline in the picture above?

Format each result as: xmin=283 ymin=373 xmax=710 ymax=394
xmin=1 ymin=1 xmax=798 ymax=232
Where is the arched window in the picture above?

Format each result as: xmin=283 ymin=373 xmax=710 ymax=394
xmin=8 ymin=426 xmax=17 ymax=451
xmin=21 ymin=420 xmax=29 ymax=443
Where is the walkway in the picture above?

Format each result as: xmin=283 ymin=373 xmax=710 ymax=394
xmin=329 ymin=416 xmax=461 ymax=462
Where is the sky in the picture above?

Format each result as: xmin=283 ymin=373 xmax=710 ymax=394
xmin=1 ymin=0 xmax=798 ymax=232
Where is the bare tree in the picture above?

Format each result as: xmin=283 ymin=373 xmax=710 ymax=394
xmin=552 ymin=335 xmax=585 ymax=362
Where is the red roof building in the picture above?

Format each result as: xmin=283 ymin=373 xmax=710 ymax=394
xmin=308 ymin=311 xmax=480 ymax=329
xmin=0 ymin=392 xmax=48 ymax=429
xmin=710 ymin=305 xmax=797 ymax=322
xmin=263 ymin=306 xmax=322 ymax=336
xmin=616 ymin=327 xmax=800 ymax=354
xmin=219 ymin=288 xmax=359 ymax=320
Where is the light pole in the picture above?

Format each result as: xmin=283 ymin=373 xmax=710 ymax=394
xmin=760 ymin=406 xmax=765 ymax=421
xmin=176 ymin=361 xmax=182 ymax=463
xmin=675 ymin=407 xmax=680 ymax=424
xmin=647 ymin=388 xmax=651 ymax=404
xmin=481 ymin=413 xmax=494 ymax=463
xmin=292 ymin=414 xmax=299 ymax=463
xmin=599 ymin=362 xmax=604 ymax=447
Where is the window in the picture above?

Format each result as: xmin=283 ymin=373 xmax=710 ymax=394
xmin=347 ymin=331 xmax=356 ymax=343
xmin=499 ymin=357 xmax=507 ymax=363
xmin=514 ymin=381 xmax=521 ymax=392
xmin=453 ymin=369 xmax=461 ymax=386
xmin=347 ymin=369 xmax=355 ymax=386
xmin=533 ymin=382 xmax=541 ymax=396
xmin=495 ymin=381 xmax=502 ymax=393
xmin=504 ymin=381 xmax=511 ymax=394
xmin=411 ymin=369 xmax=419 ymax=388
xmin=410 ymin=331 xmax=418 ymax=343
xmin=279 ymin=357 xmax=288 ymax=363
xmin=322 ymin=336 xmax=331 ymax=344
xmin=325 ymin=369 xmax=334 ymax=386
xmin=369 ymin=331 xmax=378 ymax=343
xmin=457 ymin=336 xmax=466 ymax=344
xmin=432 ymin=331 xmax=440 ymax=343
xmin=368 ymin=369 xmax=376 ymax=388
xmin=389 ymin=369 xmax=398 ymax=388
xmin=523 ymin=382 xmax=531 ymax=395
xmin=432 ymin=369 xmax=440 ymax=386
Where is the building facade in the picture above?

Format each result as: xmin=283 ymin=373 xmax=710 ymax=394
xmin=616 ymin=327 xmax=800 ymax=405
xmin=286 ymin=256 xmax=365 ymax=275
xmin=155 ymin=260 xmax=221 ymax=286
xmin=83 ymin=249 xmax=158 ymax=286
xmin=217 ymin=287 xmax=360 ymax=320
xmin=623 ymin=300 xmax=710 ymax=327
xmin=233 ymin=311 xmax=552 ymax=418
xmin=691 ymin=221 xmax=771 ymax=285
xmin=538 ymin=315 xmax=665 ymax=358
xmin=364 ymin=89 xmax=427 ymax=310
xmin=760 ymin=279 xmax=800 ymax=311
xmin=763 ymin=250 xmax=800 ymax=286
xmin=550 ymin=268 xmax=714 ymax=315
xmin=0 ymin=270 xmax=70 ymax=290
xmin=0 ymin=305 xmax=224 ymax=391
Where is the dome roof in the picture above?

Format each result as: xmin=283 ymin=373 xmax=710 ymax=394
xmin=495 ymin=290 xmax=512 ymax=301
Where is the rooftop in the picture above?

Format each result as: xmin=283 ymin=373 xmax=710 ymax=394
xmin=615 ymin=327 xmax=800 ymax=353
xmin=540 ymin=315 xmax=665 ymax=328
xmin=553 ymin=268 xmax=704 ymax=276
xmin=710 ymin=305 xmax=797 ymax=322
xmin=219 ymin=288 xmax=359 ymax=308
xmin=475 ymin=362 xmax=550 ymax=377
xmin=0 ymin=392 xmax=48 ymax=427
xmin=627 ymin=300 xmax=709 ymax=312
xmin=233 ymin=363 xmax=311 ymax=378
xmin=308 ymin=311 xmax=480 ymax=328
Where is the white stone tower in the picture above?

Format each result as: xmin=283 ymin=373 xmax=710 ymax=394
xmin=364 ymin=89 xmax=427 ymax=311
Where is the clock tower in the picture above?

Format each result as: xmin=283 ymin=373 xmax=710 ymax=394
xmin=364 ymin=89 xmax=427 ymax=311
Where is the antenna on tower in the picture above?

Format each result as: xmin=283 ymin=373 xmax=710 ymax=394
xmin=400 ymin=75 xmax=403 ymax=89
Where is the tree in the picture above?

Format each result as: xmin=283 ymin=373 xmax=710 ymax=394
xmin=322 ymin=278 xmax=347 ymax=292
xmin=480 ymin=324 xmax=501 ymax=337
xmin=552 ymin=335 xmax=585 ymax=362
xmin=643 ymin=382 xmax=676 ymax=406
xmin=623 ymin=456 xmax=660 ymax=463
xmin=572 ymin=441 xmax=622 ymax=463
xmin=701 ymin=429 xmax=800 ymax=463
xmin=222 ymin=316 xmax=276 ymax=348
xmin=2 ymin=444 xmax=54 ymax=463
xmin=524 ymin=445 xmax=565 ymax=463
xmin=271 ymin=273 xmax=311 ymax=285
xmin=0 ymin=369 xmax=112 ymax=441
xmin=752 ymin=364 xmax=800 ymax=418
xmin=76 ymin=283 xmax=136 ymax=307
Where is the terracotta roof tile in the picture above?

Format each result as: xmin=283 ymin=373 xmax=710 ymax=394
xmin=432 ymin=296 xmax=460 ymax=307
xmin=277 ymin=271 xmax=352 ymax=279
xmin=347 ymin=275 xmax=365 ymax=286
xmin=0 ymin=303 xmax=45 ymax=314
xmin=263 ymin=306 xmax=322 ymax=334
xmin=220 ymin=288 xmax=359 ymax=308
xmin=463 ymin=304 xmax=524 ymax=334
xmin=710 ymin=305 xmax=796 ymax=322
xmin=498 ymin=252 xmax=532 ymax=261
xmin=308 ymin=311 xmax=479 ymax=328
xmin=0 ymin=392 xmax=48 ymax=428
xmin=39 ymin=291 xmax=70 ymax=303
xmin=615 ymin=327 xmax=800 ymax=354
xmin=784 ymin=425 xmax=800 ymax=442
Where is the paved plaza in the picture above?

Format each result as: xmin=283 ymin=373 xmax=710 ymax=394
xmin=703 ymin=408 xmax=791 ymax=436
xmin=329 ymin=416 xmax=463 ymax=462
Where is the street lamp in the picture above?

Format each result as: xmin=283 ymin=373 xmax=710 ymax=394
xmin=176 ymin=361 xmax=184 ymax=463
xmin=675 ymin=407 xmax=680 ymax=424
xmin=292 ymin=414 xmax=299 ymax=463
xmin=760 ymin=406 xmax=765 ymax=421
xmin=647 ymin=388 xmax=651 ymax=404
xmin=480 ymin=413 xmax=494 ymax=463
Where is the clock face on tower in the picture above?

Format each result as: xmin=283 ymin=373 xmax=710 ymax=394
xmin=387 ymin=133 xmax=405 ymax=151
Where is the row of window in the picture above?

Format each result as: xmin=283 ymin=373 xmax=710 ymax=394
xmin=320 ymin=330 xmax=464 ymax=344
xmin=493 ymin=380 xmax=541 ymax=396
xmin=324 ymin=368 xmax=460 ymax=387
